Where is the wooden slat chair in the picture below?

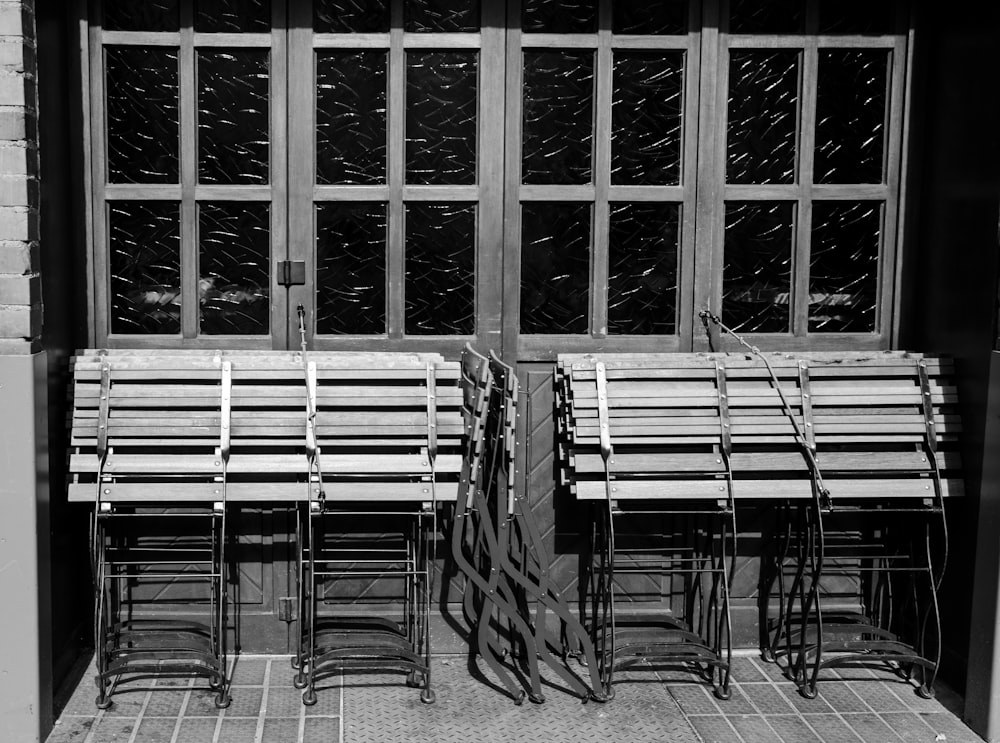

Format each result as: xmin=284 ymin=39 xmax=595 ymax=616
xmin=745 ymin=353 xmax=960 ymax=699
xmin=69 ymin=350 xmax=236 ymax=709
xmin=293 ymin=352 xmax=463 ymax=706
xmin=557 ymin=351 xmax=960 ymax=701
xmin=556 ymin=354 xmax=739 ymax=700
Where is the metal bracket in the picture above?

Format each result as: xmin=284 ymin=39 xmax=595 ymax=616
xmin=277 ymin=260 xmax=306 ymax=287
xmin=595 ymin=362 xmax=612 ymax=461
xmin=220 ymin=360 xmax=232 ymax=460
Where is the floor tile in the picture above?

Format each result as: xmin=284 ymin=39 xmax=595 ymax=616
xmin=175 ymin=717 xmax=219 ymax=743
xmin=740 ymin=683 xmax=795 ymax=714
xmin=687 ymin=715 xmax=741 ymax=743
xmin=768 ymin=714 xmax=823 ymax=743
xmin=132 ymin=716 xmax=176 ymax=743
xmin=728 ymin=714 xmax=777 ymax=743
xmin=841 ymin=713 xmax=907 ymax=743
xmin=802 ymin=714 xmax=864 ymax=743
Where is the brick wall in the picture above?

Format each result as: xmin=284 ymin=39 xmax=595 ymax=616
xmin=0 ymin=0 xmax=38 ymax=354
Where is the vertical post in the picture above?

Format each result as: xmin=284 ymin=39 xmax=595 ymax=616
xmin=0 ymin=1 xmax=52 ymax=740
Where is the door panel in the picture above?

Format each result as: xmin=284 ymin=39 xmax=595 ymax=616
xmin=286 ymin=1 xmax=505 ymax=358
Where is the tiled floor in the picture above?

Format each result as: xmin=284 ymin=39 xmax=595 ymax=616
xmin=47 ymin=653 xmax=985 ymax=743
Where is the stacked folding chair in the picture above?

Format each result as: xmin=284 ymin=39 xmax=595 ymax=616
xmin=451 ymin=345 xmax=606 ymax=704
xmin=70 ymin=351 xmax=232 ymax=708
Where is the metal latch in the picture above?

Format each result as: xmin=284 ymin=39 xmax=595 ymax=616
xmin=278 ymin=597 xmax=298 ymax=622
xmin=277 ymin=260 xmax=306 ymax=287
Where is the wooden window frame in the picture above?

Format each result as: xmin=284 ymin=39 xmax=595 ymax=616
xmin=83 ymin=0 xmax=289 ymax=349
xmin=286 ymin=0 xmax=506 ymax=355
xmin=692 ymin=0 xmax=913 ymax=352
xmin=504 ymin=0 xmax=704 ymax=360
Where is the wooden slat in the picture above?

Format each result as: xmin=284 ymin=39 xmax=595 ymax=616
xmin=69 ymin=481 xmax=460 ymax=503
xmin=574 ymin=478 xmax=963 ymax=500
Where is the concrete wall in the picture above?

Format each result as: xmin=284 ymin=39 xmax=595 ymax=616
xmin=0 ymin=2 xmax=54 ymax=740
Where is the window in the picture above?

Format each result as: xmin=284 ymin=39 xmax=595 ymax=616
xmin=82 ymin=0 xmax=913 ymax=355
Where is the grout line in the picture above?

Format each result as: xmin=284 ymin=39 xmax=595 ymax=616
xmin=339 ymin=671 xmax=345 ymax=743
xmin=125 ymin=686 xmax=153 ymax=743
xmin=168 ymin=678 xmax=196 ymax=743
xmin=254 ymin=658 xmax=273 ymax=743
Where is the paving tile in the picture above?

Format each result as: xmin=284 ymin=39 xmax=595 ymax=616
xmin=101 ymin=692 xmax=146 ymax=718
xmin=263 ymin=718 xmax=302 ymax=741
xmin=667 ymin=683 xmax=720 ymax=715
xmin=917 ymin=713 xmax=988 ymax=743
xmin=218 ymin=717 xmax=259 ymax=743
xmin=142 ymin=689 xmax=187 ymax=717
xmin=132 ymin=716 xmax=177 ymax=743
xmin=304 ymin=681 xmax=341 ymax=716
xmin=777 ymin=683 xmax=835 ymax=714
xmin=728 ymin=714 xmax=777 ymax=743
xmin=687 ymin=715 xmax=741 ymax=743
xmin=802 ymin=714 xmax=864 ymax=743
xmin=740 ymin=683 xmax=795 ymax=714
xmin=841 ymin=713 xmax=907 ymax=743
xmin=729 ymin=656 xmax=769 ymax=683
xmin=43 ymin=717 xmax=94 ymax=743
xmin=841 ymin=681 xmax=909 ymax=713
xmin=304 ymin=716 xmax=341 ymax=743
xmin=175 ymin=717 xmax=220 ymax=743
xmin=268 ymin=685 xmax=308 ymax=717
xmin=87 ymin=717 xmax=137 ymax=743
xmin=750 ymin=656 xmax=792 ymax=682
xmin=185 ymin=689 xmax=226 ymax=717
xmin=224 ymin=685 xmax=264 ymax=718
xmin=879 ymin=711 xmax=940 ymax=741
xmin=717 ymin=686 xmax=756 ymax=715
xmin=231 ymin=656 xmax=269 ymax=686
xmin=58 ymin=685 xmax=104 ymax=717
xmin=808 ymin=683 xmax=869 ymax=714
xmin=768 ymin=714 xmax=823 ymax=743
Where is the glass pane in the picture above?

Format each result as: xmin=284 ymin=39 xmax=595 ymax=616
xmin=815 ymin=50 xmax=889 ymax=184
xmin=405 ymin=204 xmax=476 ymax=335
xmin=104 ymin=1 xmax=179 ymax=32
xmin=613 ymin=1 xmax=687 ymax=35
xmin=723 ymin=201 xmax=793 ymax=333
xmin=316 ymin=203 xmax=387 ymax=335
xmin=317 ymin=51 xmax=387 ymax=185
xmin=608 ymin=203 xmax=679 ymax=335
xmin=819 ymin=0 xmax=895 ymax=34
xmin=406 ymin=52 xmax=477 ymax=185
xmin=520 ymin=203 xmax=590 ymax=334
xmin=612 ymin=52 xmax=683 ymax=186
xmin=809 ymin=201 xmax=881 ymax=332
xmin=727 ymin=50 xmax=799 ymax=185
xmin=522 ymin=51 xmax=594 ymax=185
xmin=522 ymin=0 xmax=597 ymax=33
xmin=199 ymin=202 xmax=270 ymax=335
xmin=109 ymin=201 xmax=181 ymax=335
xmin=729 ymin=0 xmax=804 ymax=33
xmin=195 ymin=0 xmax=271 ymax=33
xmin=106 ymin=47 xmax=179 ymax=184
xmin=406 ymin=0 xmax=480 ymax=31
xmin=198 ymin=50 xmax=270 ymax=185
xmin=315 ymin=0 xmax=389 ymax=33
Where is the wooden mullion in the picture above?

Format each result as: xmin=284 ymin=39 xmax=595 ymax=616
xmin=387 ymin=0 xmax=405 ymax=339
xmin=502 ymin=0 xmax=524 ymax=359
xmin=401 ymin=186 xmax=480 ymax=201
xmin=192 ymin=186 xmax=276 ymax=201
xmin=313 ymin=186 xmax=391 ymax=202
xmin=591 ymin=0 xmax=612 ymax=338
xmin=190 ymin=32 xmax=273 ymax=47
xmin=676 ymin=0 xmax=702 ymax=351
xmin=795 ymin=34 xmax=818 ymax=337
xmin=519 ymin=185 xmax=595 ymax=201
xmin=270 ymin=0 xmax=289 ymax=350
xmin=610 ymin=36 xmax=691 ymax=51
xmin=607 ymin=185 xmax=687 ymax=201
xmin=180 ymin=1 xmax=198 ymax=340
xmin=312 ymin=34 xmax=390 ymax=49
xmin=287 ymin=0 xmax=314 ymax=345
xmin=520 ymin=34 xmax=598 ymax=49
xmin=89 ymin=0 xmax=109 ymax=345
xmin=691 ymin=0 xmax=723 ymax=351
xmin=883 ymin=33 xmax=910 ymax=346
xmin=478 ymin=1 xmax=506 ymax=353
xmin=401 ymin=33 xmax=481 ymax=49
xmin=890 ymin=10 xmax=916 ymax=348
xmin=101 ymin=31 xmax=181 ymax=46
